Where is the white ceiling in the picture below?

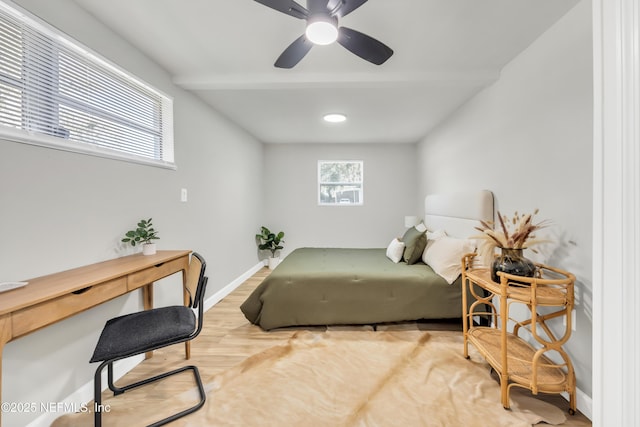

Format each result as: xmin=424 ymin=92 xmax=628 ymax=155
xmin=71 ymin=0 xmax=579 ymax=144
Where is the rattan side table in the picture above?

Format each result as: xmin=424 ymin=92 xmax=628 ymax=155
xmin=461 ymin=253 xmax=577 ymax=415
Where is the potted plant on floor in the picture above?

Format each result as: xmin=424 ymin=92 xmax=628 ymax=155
xmin=122 ymin=218 xmax=160 ymax=255
xmin=256 ymin=226 xmax=285 ymax=269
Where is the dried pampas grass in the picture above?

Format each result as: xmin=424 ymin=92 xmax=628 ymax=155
xmin=473 ymin=209 xmax=550 ymax=261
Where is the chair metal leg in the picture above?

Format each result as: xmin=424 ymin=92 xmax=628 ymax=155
xmin=106 ymin=361 xmax=125 ymax=395
xmin=94 ymin=362 xmax=206 ymax=427
xmin=147 ymin=365 xmax=206 ymax=427
xmin=94 ymin=360 xmax=109 ymax=427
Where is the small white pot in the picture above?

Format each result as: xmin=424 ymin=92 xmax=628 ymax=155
xmin=142 ymin=243 xmax=157 ymax=255
xmin=267 ymin=257 xmax=280 ymax=269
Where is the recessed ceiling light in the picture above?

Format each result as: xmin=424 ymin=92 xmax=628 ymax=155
xmin=323 ymin=113 xmax=347 ymax=123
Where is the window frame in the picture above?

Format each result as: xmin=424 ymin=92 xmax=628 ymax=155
xmin=317 ymin=160 xmax=364 ymax=206
xmin=0 ymin=1 xmax=175 ymax=169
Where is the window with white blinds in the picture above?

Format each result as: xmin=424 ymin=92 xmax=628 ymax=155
xmin=0 ymin=2 xmax=174 ymax=168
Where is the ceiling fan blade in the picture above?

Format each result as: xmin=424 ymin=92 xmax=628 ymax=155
xmin=328 ymin=0 xmax=367 ymax=17
xmin=337 ymin=26 xmax=393 ymax=65
xmin=274 ymin=35 xmax=314 ymax=68
xmin=253 ymin=0 xmax=308 ymax=19
xmin=307 ymin=0 xmax=331 ymax=14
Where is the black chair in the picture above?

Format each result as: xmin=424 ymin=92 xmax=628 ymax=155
xmin=90 ymin=252 xmax=208 ymax=426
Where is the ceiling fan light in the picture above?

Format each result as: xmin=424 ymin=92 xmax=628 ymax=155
xmin=306 ymin=16 xmax=338 ymax=45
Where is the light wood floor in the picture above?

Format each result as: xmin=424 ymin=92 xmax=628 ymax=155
xmin=77 ymin=267 xmax=591 ymax=426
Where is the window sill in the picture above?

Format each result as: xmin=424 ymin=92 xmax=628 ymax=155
xmin=1 ymin=128 xmax=176 ymax=170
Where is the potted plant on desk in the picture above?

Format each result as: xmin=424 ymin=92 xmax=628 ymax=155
xmin=256 ymin=226 xmax=285 ymax=269
xmin=122 ymin=218 xmax=160 ymax=255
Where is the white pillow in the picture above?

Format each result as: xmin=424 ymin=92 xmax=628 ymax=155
xmin=426 ymin=229 xmax=446 ymax=241
xmin=386 ymin=238 xmax=405 ymax=263
xmin=422 ymin=235 xmax=475 ymax=284
xmin=415 ymin=222 xmax=427 ymax=233
xmin=422 ymin=229 xmax=447 ymax=262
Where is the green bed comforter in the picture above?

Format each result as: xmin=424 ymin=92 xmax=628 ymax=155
xmin=240 ymin=248 xmax=463 ymax=330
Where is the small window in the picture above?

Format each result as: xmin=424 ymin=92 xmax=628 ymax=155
xmin=318 ymin=160 xmax=363 ymax=206
xmin=0 ymin=2 xmax=174 ymax=168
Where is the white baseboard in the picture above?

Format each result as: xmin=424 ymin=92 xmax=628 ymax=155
xmin=26 ymin=261 xmax=264 ymax=427
xmin=202 ymin=261 xmax=264 ymax=312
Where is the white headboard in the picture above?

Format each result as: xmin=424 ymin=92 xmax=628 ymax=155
xmin=424 ymin=190 xmax=494 ymax=239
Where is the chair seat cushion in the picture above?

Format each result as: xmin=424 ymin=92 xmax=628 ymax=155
xmin=90 ymin=306 xmax=196 ymax=362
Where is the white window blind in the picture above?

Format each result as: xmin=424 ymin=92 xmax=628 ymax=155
xmin=0 ymin=2 xmax=174 ymax=168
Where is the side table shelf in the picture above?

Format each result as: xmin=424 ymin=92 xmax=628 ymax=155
xmin=461 ymin=253 xmax=577 ymax=414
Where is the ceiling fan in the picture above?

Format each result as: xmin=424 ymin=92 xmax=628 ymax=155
xmin=254 ymin=0 xmax=394 ymax=68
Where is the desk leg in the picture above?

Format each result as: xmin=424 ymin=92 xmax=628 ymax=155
xmin=142 ymin=284 xmax=154 ymax=359
xmin=0 ymin=314 xmax=13 ymax=427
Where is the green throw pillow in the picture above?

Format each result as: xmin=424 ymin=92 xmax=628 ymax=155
xmin=401 ymin=227 xmax=427 ymax=264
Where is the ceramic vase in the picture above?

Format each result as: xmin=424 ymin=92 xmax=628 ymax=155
xmin=142 ymin=243 xmax=157 ymax=256
xmin=491 ymin=248 xmax=535 ymax=283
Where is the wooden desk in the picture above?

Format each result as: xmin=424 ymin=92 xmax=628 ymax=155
xmin=0 ymin=250 xmax=191 ymax=426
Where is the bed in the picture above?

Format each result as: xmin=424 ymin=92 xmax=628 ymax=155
xmin=241 ymin=190 xmax=494 ymax=330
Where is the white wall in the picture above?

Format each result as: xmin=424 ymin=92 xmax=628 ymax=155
xmin=0 ymin=1 xmax=264 ymax=425
xmin=417 ymin=0 xmax=593 ymax=404
xmin=263 ymin=143 xmax=419 ymax=257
